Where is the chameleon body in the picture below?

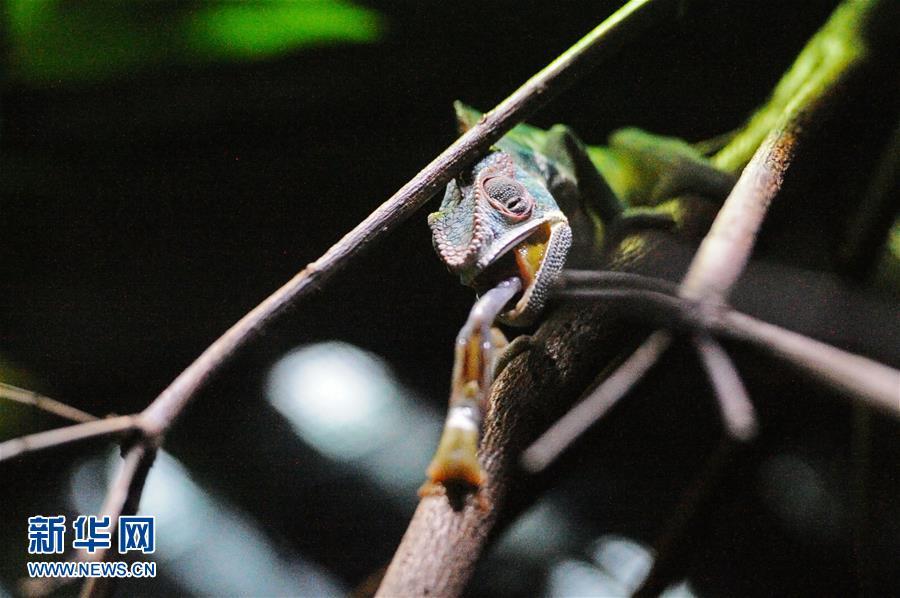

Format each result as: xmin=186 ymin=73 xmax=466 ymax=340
xmin=422 ymin=103 xmax=735 ymax=495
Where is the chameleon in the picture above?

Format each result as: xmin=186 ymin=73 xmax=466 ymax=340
xmin=421 ymin=102 xmax=736 ymax=496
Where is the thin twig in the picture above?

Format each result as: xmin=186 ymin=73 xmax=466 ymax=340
xmin=80 ymin=443 xmax=157 ymax=598
xmin=535 ymin=281 xmax=900 ymax=424
xmin=717 ymin=310 xmax=900 ymax=418
xmin=552 ymin=287 xmax=900 ymax=421
xmin=0 ymin=415 xmax=140 ymax=462
xmin=560 ymin=269 xmax=679 ymax=294
xmin=558 ymin=286 xmax=900 ymax=421
xmin=0 ymin=382 xmax=97 ymax=423
xmin=521 ymin=330 xmax=673 ymax=473
xmin=528 ymin=267 xmax=900 ymax=470
xmin=693 ymin=334 xmax=757 ymax=441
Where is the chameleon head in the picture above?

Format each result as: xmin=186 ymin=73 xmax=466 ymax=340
xmin=428 ymin=150 xmax=572 ymax=326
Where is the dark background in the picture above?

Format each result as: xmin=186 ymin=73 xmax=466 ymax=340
xmin=2 ymin=1 xmax=898 ymax=596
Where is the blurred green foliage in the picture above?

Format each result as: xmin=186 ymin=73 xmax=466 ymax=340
xmin=873 ymin=219 xmax=900 ymax=297
xmin=0 ymin=357 xmax=37 ymax=437
xmin=6 ymin=0 xmax=384 ymax=85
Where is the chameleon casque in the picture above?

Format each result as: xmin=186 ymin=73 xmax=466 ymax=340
xmin=422 ymin=102 xmax=735 ymax=496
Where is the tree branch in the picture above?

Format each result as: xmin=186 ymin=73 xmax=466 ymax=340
xmin=376 ymin=242 xmax=684 ymax=597
xmin=79 ymin=443 xmax=157 ymax=598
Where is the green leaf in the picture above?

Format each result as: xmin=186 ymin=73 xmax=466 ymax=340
xmin=6 ymin=0 xmax=385 ymax=84
xmin=188 ymin=2 xmax=382 ymax=60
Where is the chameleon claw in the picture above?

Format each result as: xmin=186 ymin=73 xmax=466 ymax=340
xmin=417 ymin=479 xmax=492 ymax=512
xmin=416 ymin=480 xmax=445 ymax=498
xmin=420 ymin=424 xmax=493 ymax=511
xmin=423 ymin=425 xmax=485 ymax=490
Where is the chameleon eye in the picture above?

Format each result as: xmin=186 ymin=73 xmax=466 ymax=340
xmin=482 ymin=176 xmax=533 ymax=221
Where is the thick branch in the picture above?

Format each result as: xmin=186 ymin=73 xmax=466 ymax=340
xmin=377 ymin=247 xmax=680 ymax=597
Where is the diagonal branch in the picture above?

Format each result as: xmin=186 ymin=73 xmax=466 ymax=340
xmin=137 ymin=0 xmax=680 ymax=440
xmin=46 ymin=1 xmax=682 ymax=596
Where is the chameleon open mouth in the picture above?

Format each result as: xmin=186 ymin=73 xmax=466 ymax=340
xmin=471 ymin=219 xmax=571 ymax=325
xmin=473 ymin=223 xmax=551 ymax=297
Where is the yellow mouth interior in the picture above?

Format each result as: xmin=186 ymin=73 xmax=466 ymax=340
xmin=513 ymin=223 xmax=550 ymax=288
xmin=472 ymin=222 xmax=551 ymax=300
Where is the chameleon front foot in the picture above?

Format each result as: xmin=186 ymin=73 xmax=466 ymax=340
xmin=421 ymin=280 xmax=522 ymax=506
xmin=422 ymin=425 xmax=484 ymax=491
xmin=419 ymin=425 xmax=492 ymax=510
